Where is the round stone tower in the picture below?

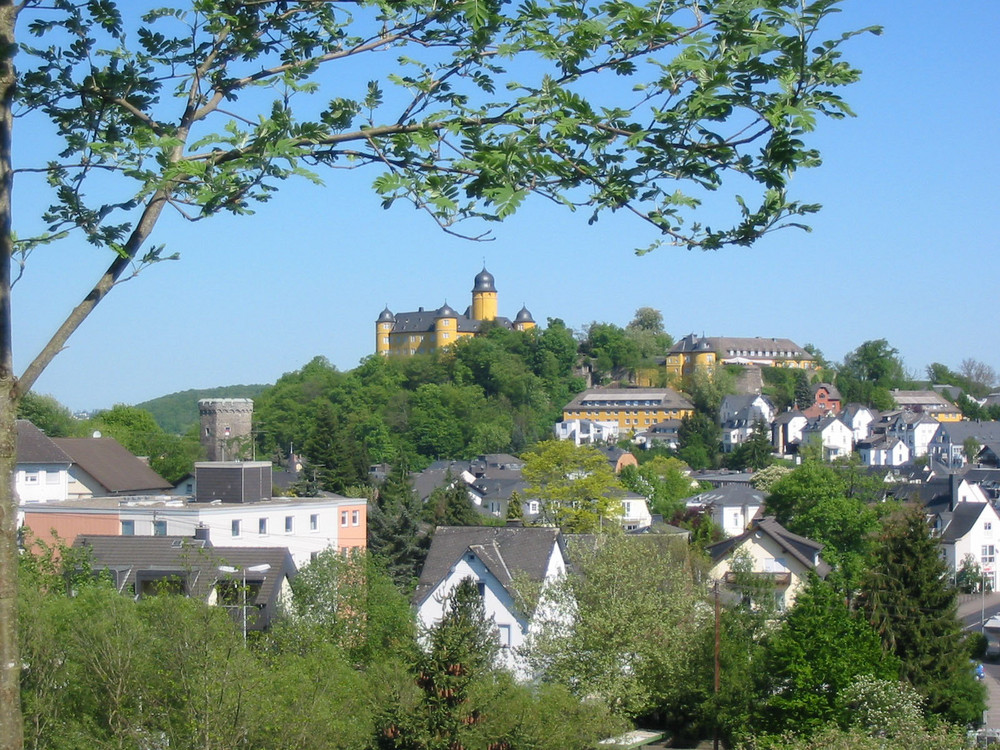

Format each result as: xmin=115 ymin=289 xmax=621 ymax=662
xmin=199 ymin=398 xmax=254 ymax=462
xmin=471 ymin=266 xmax=498 ymax=322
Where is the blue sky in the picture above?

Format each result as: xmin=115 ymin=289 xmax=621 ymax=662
xmin=14 ymin=2 xmax=1000 ymax=412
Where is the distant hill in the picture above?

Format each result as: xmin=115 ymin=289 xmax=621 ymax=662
xmin=137 ymin=385 xmax=269 ymax=435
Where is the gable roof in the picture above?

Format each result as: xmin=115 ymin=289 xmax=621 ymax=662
xmin=16 ymin=420 xmax=72 ymax=464
xmin=53 ymin=437 xmax=172 ymax=493
xmin=413 ymin=525 xmax=560 ymax=608
xmin=706 ymin=516 xmax=831 ymax=577
xmin=686 ymin=483 xmax=766 ymax=508
xmin=939 ymin=502 xmax=994 ymax=543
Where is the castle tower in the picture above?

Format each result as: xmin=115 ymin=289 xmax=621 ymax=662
xmin=199 ymin=398 xmax=254 ymax=462
xmin=376 ymin=306 xmax=395 ymax=356
xmin=434 ymin=302 xmax=458 ymax=349
xmin=471 ymin=267 xmax=498 ymax=322
xmin=513 ymin=305 xmax=536 ymax=332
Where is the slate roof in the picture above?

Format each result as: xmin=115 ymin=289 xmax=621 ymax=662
xmin=686 ymin=484 xmax=766 ymax=509
xmin=669 ymin=335 xmax=812 ymax=360
xmin=706 ymin=516 xmax=831 ymax=578
xmin=16 ymin=420 xmax=72 ymax=464
xmin=773 ymin=410 xmax=807 ymax=425
xmin=939 ymin=502 xmax=990 ymax=543
xmin=811 ymin=382 xmax=842 ymax=400
xmin=413 ymin=525 xmax=560 ymax=608
xmin=933 ymin=421 xmax=1000 ymax=446
xmin=72 ymin=535 xmax=295 ymax=610
xmin=563 ymin=387 xmax=693 ymax=411
xmin=53 ymin=437 xmax=172 ymax=493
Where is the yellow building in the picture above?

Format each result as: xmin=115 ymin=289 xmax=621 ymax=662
xmin=665 ymin=334 xmax=816 ymax=379
xmin=561 ymin=387 xmax=694 ymax=431
xmin=376 ymin=268 xmax=536 ymax=357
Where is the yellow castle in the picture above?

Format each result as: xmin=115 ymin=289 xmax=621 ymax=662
xmin=376 ymin=267 xmax=536 ymax=356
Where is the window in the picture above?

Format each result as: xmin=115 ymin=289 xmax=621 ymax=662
xmin=341 ymin=511 xmax=349 ymax=526
xmin=528 ymin=501 xmax=539 ymax=515
xmin=121 ymin=520 xmax=135 ymax=536
xmin=476 ymin=581 xmax=486 ymax=598
xmin=285 ymin=515 xmax=293 ymax=533
xmin=309 ymin=514 xmax=318 ymax=531
xmin=231 ymin=519 xmax=241 ymax=537
xmin=152 ymin=520 xmax=167 ymax=536
xmin=987 ymin=522 xmax=994 ymax=532
xmin=351 ymin=510 xmax=360 ymax=526
xmin=984 ymin=546 xmax=996 ymax=565
xmin=45 ymin=471 xmax=60 ymax=485
xmin=497 ymin=623 xmax=512 ymax=648
xmin=258 ymin=518 xmax=268 ymax=536
xmin=23 ymin=471 xmax=38 ymax=484
xmin=443 ymin=332 xmax=450 ymax=339
xmin=310 ymin=551 xmax=319 ymax=562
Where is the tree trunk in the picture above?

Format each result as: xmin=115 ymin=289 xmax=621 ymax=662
xmin=0 ymin=2 xmax=21 ymax=748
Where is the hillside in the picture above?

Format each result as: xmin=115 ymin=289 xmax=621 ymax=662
xmin=137 ymin=384 xmax=269 ymax=435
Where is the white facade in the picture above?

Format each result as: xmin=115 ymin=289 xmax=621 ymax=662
xmin=620 ymin=496 xmax=653 ymax=531
xmin=15 ymin=464 xmax=70 ymax=504
xmin=115 ymin=496 xmax=367 ymax=567
xmin=844 ymin=407 xmax=877 ymax=443
xmin=801 ymin=418 xmax=853 ymax=460
xmin=859 ymin=438 xmax=910 ymax=467
xmin=554 ymin=419 xmax=619 ymax=446
xmin=941 ymin=502 xmax=1000 ymax=590
xmin=887 ymin=415 xmax=940 ymax=459
xmin=415 ymin=540 xmax=566 ymax=680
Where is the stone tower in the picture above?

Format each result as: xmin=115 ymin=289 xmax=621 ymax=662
xmin=199 ymin=398 xmax=254 ymax=462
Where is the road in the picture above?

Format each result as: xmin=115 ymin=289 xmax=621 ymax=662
xmin=959 ymin=593 xmax=1000 ymax=728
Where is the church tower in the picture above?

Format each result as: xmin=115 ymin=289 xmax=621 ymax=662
xmin=471 ymin=267 xmax=498 ymax=322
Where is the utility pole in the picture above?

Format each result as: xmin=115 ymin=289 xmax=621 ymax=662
xmin=714 ymin=579 xmax=721 ymax=750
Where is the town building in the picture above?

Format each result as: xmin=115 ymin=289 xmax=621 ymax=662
xmin=561 ymin=387 xmax=694 ymax=432
xmin=664 ymin=334 xmax=814 ymax=379
xmin=376 ymin=267 xmax=535 ymax=356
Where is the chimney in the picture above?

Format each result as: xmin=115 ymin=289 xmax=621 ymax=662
xmin=193 ymin=525 xmax=210 ymax=543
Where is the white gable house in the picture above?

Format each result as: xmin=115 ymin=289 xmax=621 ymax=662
xmin=413 ymin=526 xmax=566 ymax=680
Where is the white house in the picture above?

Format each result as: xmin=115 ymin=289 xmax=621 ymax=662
xmin=841 ymin=404 xmax=878 ymax=443
xmin=771 ymin=411 xmax=808 ymax=456
xmin=858 ymin=436 xmax=910 ymax=467
xmin=705 ymin=516 xmax=830 ymax=610
xmin=937 ymin=501 xmax=1000 ymax=590
xmin=799 ymin=416 xmax=853 ymax=460
xmin=686 ymin=484 xmax=766 ymax=537
xmin=885 ymin=412 xmax=940 ymax=459
xmin=554 ymin=418 xmax=619 ymax=446
xmin=413 ymin=526 xmax=565 ymax=680
xmin=720 ymin=394 xmax=775 ymax=453
xmin=928 ymin=421 xmax=1000 ymax=469
xmin=620 ymin=493 xmax=653 ymax=531
xmin=15 ymin=420 xmax=72 ymax=504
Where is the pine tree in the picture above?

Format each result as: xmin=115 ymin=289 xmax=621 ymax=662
xmin=794 ymin=371 xmax=813 ymax=410
xmin=857 ymin=508 xmax=985 ymax=724
xmin=427 ymin=473 xmax=481 ymax=527
xmin=369 ymin=462 xmax=431 ymax=591
xmin=376 ymin=578 xmax=498 ymax=750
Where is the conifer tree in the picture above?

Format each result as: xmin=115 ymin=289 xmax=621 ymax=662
xmin=857 ymin=508 xmax=985 ymax=724
xmin=369 ymin=461 xmax=431 ymax=591
xmin=794 ymin=371 xmax=813 ymax=410
xmin=376 ymin=578 xmax=498 ymax=750
xmin=427 ymin=473 xmax=481 ymax=527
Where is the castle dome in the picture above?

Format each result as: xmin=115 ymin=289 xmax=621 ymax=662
xmin=377 ymin=306 xmax=395 ymax=323
xmin=472 ymin=267 xmax=496 ymax=293
xmin=514 ymin=305 xmax=535 ymax=324
xmin=435 ymin=302 xmax=458 ymax=318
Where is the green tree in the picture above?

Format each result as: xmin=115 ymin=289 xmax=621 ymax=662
xmin=756 ymin=576 xmax=898 ymax=738
xmin=16 ymin=392 xmax=76 ymax=438
xmin=835 ymin=339 xmax=908 ymax=410
xmin=376 ymin=577 xmax=498 ymax=750
xmin=625 ymin=307 xmax=674 ymax=361
xmin=521 ymin=440 xmax=623 ymax=532
xmin=581 ymin=322 xmax=640 ymax=381
xmin=619 ymin=456 xmax=698 ymax=519
xmin=288 ymin=549 xmax=416 ymax=667
xmin=857 ymin=508 xmax=985 ymax=725
xmin=523 ymin=535 xmax=703 ymax=720
xmin=727 ymin=419 xmax=773 ymax=470
xmin=794 ymin=371 xmax=813 ymax=410
xmin=426 ymin=474 xmax=481 ymax=527
xmin=0 ymin=0 xmax=877 ymax=742
xmin=369 ymin=462 xmax=432 ymax=591
xmin=677 ymin=411 xmax=721 ymax=469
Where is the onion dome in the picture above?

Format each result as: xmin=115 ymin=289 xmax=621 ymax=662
xmin=472 ymin=266 xmax=496 ymax=293
xmin=435 ymin=302 xmax=458 ymax=318
xmin=377 ymin=306 xmax=395 ymax=323
xmin=514 ymin=306 xmax=535 ymax=324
